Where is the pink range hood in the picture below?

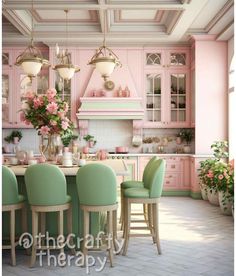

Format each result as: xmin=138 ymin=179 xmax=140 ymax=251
xmin=76 ymin=65 xmax=144 ymax=121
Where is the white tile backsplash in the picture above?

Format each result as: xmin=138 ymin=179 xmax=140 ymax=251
xmin=2 ymin=129 xmax=40 ymax=154
xmin=2 ymin=125 xmax=195 ymax=155
xmin=87 ymin=120 xmax=133 ymax=152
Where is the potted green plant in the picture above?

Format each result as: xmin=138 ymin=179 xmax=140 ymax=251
xmin=83 ymin=134 xmax=97 ymax=148
xmin=198 ymin=141 xmax=230 ymax=208
xmin=4 ymin=130 xmax=23 ymax=144
xmin=179 ymin=129 xmax=194 ymax=153
xmin=213 ymin=160 xmax=234 ymax=215
xmin=61 ymin=133 xmax=73 ymax=152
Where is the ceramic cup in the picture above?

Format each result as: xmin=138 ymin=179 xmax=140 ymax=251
xmin=79 ymin=159 xmax=86 ymax=167
xmin=10 ymin=157 xmax=18 ymax=165
xmin=63 ymin=159 xmax=73 ymax=167
xmin=28 ymin=159 xmax=38 ymax=165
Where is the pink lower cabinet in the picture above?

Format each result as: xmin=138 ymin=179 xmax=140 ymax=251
xmin=138 ymin=156 xmax=192 ymax=196
xmin=163 ymin=156 xmax=190 ymax=196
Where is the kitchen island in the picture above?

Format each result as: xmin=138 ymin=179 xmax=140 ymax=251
xmin=2 ymin=160 xmax=129 ymax=242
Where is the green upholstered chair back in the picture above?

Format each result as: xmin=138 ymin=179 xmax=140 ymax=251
xmin=144 ymin=159 xmax=166 ymax=198
xmin=76 ymin=163 xmax=117 ymax=206
xmin=2 ymin=166 xmax=20 ymax=205
xmin=142 ymin=156 xmax=158 ymax=183
xmin=24 ymin=164 xmax=68 ymax=206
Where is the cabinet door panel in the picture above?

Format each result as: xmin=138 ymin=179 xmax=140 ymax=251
xmin=2 ymin=70 xmax=13 ymax=126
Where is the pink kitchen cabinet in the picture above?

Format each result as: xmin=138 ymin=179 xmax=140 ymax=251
xmin=2 ymin=47 xmax=49 ymax=128
xmin=138 ymin=156 xmax=190 ymax=193
xmin=143 ymin=48 xmax=190 ymax=128
xmin=49 ymin=47 xmax=78 ymax=124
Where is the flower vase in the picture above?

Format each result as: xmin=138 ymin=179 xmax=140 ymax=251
xmin=39 ymin=134 xmax=56 ymax=161
xmin=207 ymin=187 xmax=219 ymax=206
xmin=200 ymin=183 xmax=208 ymax=201
xmin=218 ymin=191 xmax=232 ymax=216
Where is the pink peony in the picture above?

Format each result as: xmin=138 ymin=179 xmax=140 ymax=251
xmin=61 ymin=120 xmax=69 ymax=130
xmin=46 ymin=102 xmax=58 ymax=114
xmin=46 ymin=88 xmax=57 ymax=101
xmin=39 ymin=125 xmax=50 ymax=135
xmin=33 ymin=97 xmax=43 ymax=109
xmin=218 ymin=174 xmax=224 ymax=180
xmin=24 ymin=91 xmax=35 ymax=100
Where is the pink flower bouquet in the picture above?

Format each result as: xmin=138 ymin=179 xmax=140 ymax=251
xmin=20 ymin=88 xmax=74 ymax=137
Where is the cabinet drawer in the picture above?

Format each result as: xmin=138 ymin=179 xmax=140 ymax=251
xmin=166 ymin=161 xmax=183 ymax=172
xmin=164 ymin=173 xmax=181 ymax=188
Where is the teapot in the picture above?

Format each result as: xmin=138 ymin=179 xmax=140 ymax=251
xmin=96 ymin=150 xmax=108 ymax=160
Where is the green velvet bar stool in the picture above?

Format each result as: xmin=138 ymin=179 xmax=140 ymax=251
xmin=76 ymin=163 xmax=118 ymax=267
xmin=24 ymin=164 xmax=73 ymax=267
xmin=120 ymin=156 xmax=157 ymax=230
xmin=122 ymin=159 xmax=166 ymax=256
xmin=2 ymin=165 xmax=27 ymax=266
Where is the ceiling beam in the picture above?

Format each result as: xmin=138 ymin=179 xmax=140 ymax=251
xmin=3 ymin=9 xmax=32 ymax=36
xmin=3 ymin=1 xmax=186 ymax=10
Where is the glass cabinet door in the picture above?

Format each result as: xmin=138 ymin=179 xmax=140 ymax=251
xmin=146 ymin=52 xmax=162 ymax=66
xmin=55 ymin=72 xmax=72 ymax=118
xmin=170 ymin=53 xmax=186 ymax=66
xmin=2 ymin=73 xmax=11 ymax=124
xmin=37 ymin=68 xmax=49 ymax=94
xmin=146 ymin=73 xmax=162 ymax=123
xmin=170 ymin=73 xmax=187 ymax=123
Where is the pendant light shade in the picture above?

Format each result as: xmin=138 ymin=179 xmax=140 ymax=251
xmin=53 ymin=10 xmax=80 ymax=81
xmin=15 ymin=1 xmax=50 ymax=79
xmin=88 ymin=11 xmax=121 ymax=81
xmin=54 ymin=64 xmax=79 ymax=81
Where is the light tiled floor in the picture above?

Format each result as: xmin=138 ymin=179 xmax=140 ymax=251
xmin=2 ymin=197 xmax=234 ymax=276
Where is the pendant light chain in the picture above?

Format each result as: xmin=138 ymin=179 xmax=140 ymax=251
xmin=31 ymin=0 xmax=34 ymax=46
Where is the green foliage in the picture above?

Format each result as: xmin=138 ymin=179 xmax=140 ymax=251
xmin=198 ymin=141 xmax=234 ymax=203
xmin=178 ymin=129 xmax=194 ymax=144
xmin=211 ymin=141 xmax=229 ymax=160
xmin=61 ymin=133 xmax=73 ymax=147
xmin=83 ymin=134 xmax=97 ymax=145
xmin=4 ymin=130 xmax=23 ymax=143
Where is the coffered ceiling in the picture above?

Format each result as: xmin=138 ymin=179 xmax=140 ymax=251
xmin=2 ymin=0 xmax=234 ymax=46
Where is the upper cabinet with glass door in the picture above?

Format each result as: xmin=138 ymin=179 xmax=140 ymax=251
xmin=143 ymin=48 xmax=190 ymax=128
xmin=2 ymin=47 xmax=49 ymax=128
xmin=49 ymin=48 xmax=75 ymax=121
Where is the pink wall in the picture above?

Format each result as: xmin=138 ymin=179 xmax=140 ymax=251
xmin=195 ymin=40 xmax=228 ymax=154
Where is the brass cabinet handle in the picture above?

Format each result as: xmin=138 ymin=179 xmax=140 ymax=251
xmin=171 ymin=165 xmax=175 ymax=169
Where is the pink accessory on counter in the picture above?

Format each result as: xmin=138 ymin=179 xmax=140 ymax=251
xmin=38 ymin=155 xmax=46 ymax=163
xmin=96 ymin=150 xmax=108 ymax=160
xmin=83 ymin=146 xmax=89 ymax=154
xmin=115 ymin=146 xmax=129 ymax=154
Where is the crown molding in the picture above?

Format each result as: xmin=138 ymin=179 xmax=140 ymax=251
xmin=205 ymin=0 xmax=234 ymax=32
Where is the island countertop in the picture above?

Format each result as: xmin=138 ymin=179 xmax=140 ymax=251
xmin=5 ymin=159 xmax=130 ymax=176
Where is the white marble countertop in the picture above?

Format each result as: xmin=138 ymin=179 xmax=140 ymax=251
xmin=5 ymin=159 xmax=130 ymax=177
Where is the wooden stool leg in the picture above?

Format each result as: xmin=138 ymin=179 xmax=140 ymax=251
xmin=67 ymin=205 xmax=76 ymax=255
xmin=10 ymin=209 xmax=16 ymax=266
xmin=120 ymin=188 xmax=124 ymax=230
xmin=107 ymin=211 xmax=114 ymax=267
xmin=83 ymin=210 xmax=89 ymax=258
xmin=30 ymin=211 xmax=38 ymax=267
xmin=122 ymin=198 xmax=131 ymax=256
xmin=148 ymin=204 xmax=155 ymax=243
xmin=58 ymin=210 xmax=64 ymax=255
xmin=152 ymin=202 xmax=161 ymax=254
xmin=22 ymin=206 xmax=31 ymax=255
xmin=143 ymin=204 xmax=148 ymax=222
xmin=112 ymin=210 xmax=118 ymax=253
xmin=40 ymin=212 xmax=46 ymax=246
